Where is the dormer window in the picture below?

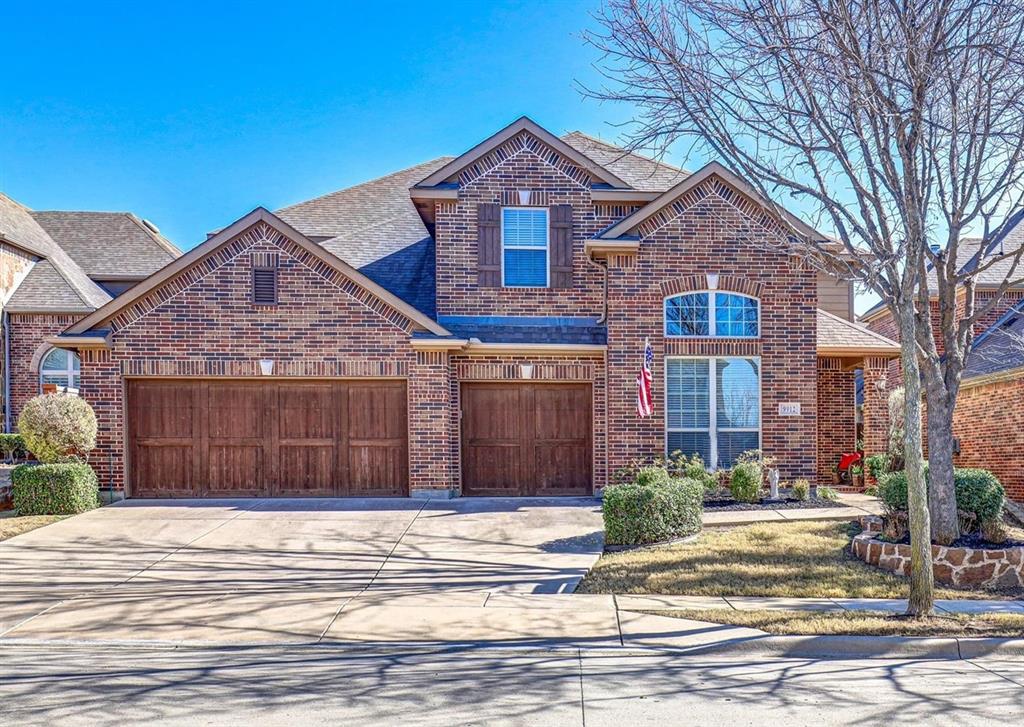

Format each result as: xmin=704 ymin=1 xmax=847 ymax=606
xmin=501 ymin=207 xmax=549 ymax=287
xmin=665 ymin=291 xmax=759 ymax=338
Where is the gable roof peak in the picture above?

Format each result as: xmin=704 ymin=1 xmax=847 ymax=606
xmin=415 ymin=116 xmax=630 ymax=189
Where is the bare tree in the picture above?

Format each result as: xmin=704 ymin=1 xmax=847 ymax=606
xmin=584 ymin=0 xmax=1024 ymax=614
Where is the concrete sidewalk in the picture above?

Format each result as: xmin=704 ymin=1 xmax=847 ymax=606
xmin=617 ymin=594 xmax=1024 ymax=615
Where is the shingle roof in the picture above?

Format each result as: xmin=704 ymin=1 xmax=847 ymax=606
xmin=963 ymin=300 xmax=1024 ymax=380
xmin=817 ymin=308 xmax=899 ymax=353
xmin=0 ymin=193 xmax=111 ymax=311
xmin=561 ymin=131 xmax=689 ymax=192
xmin=428 ymin=316 xmax=607 ymax=345
xmin=30 ymin=211 xmax=179 ymax=278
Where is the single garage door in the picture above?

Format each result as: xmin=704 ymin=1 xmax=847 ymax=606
xmin=461 ymin=382 xmax=592 ymax=496
xmin=128 ymin=379 xmax=408 ymax=498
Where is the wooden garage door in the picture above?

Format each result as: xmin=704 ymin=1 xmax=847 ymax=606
xmin=128 ymin=379 xmax=407 ymax=498
xmin=461 ymin=383 xmax=592 ymax=496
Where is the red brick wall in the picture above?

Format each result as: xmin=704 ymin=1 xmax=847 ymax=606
xmin=817 ymin=358 xmax=856 ymax=483
xmin=8 ymin=312 xmax=86 ymax=426
xmin=433 ymin=131 xmax=605 ymax=318
xmin=953 ymin=375 xmax=1024 ymax=503
xmin=76 ymin=221 xmax=449 ymax=494
xmin=604 ymin=177 xmax=819 ymax=482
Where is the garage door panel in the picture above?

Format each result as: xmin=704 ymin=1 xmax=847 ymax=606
xmin=348 ymin=444 xmax=406 ymax=496
xmin=207 ymin=445 xmax=265 ymax=497
xmin=132 ymin=445 xmax=195 ymax=497
xmin=278 ymin=383 xmax=336 ymax=439
xmin=277 ymin=445 xmax=335 ymax=496
xmin=128 ymin=379 xmax=408 ymax=498
xmin=461 ymin=383 xmax=592 ymax=497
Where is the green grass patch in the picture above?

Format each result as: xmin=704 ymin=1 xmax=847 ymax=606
xmin=643 ymin=608 xmax=1024 ymax=637
xmin=578 ymin=520 xmax=1023 ymax=600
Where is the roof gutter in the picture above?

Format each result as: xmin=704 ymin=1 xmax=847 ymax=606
xmin=46 ymin=333 xmax=112 ymax=350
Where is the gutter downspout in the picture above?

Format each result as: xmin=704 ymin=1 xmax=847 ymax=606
xmin=586 ymin=255 xmax=609 ymax=325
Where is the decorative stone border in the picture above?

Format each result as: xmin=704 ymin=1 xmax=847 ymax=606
xmin=851 ymin=516 xmax=1024 ymax=588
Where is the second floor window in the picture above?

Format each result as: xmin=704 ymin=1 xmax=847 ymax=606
xmin=502 ymin=207 xmax=548 ymax=287
xmin=665 ymin=291 xmax=759 ymax=338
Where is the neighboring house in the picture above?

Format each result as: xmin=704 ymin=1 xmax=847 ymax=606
xmin=0 ymin=194 xmax=180 ymax=430
xmin=46 ymin=117 xmax=899 ymax=499
xmin=951 ymin=301 xmax=1024 ymax=503
xmin=862 ymin=213 xmax=1024 ymax=503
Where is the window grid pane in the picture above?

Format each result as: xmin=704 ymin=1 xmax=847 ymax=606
xmin=502 ymin=208 xmax=547 ymax=247
xmin=716 ymin=358 xmax=760 ymax=428
xmin=714 ymin=293 xmax=758 ymax=337
xmin=665 ymin=293 xmax=709 ymax=336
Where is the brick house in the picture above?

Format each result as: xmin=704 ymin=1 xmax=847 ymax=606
xmin=38 ymin=117 xmax=898 ymax=499
xmin=862 ymin=213 xmax=1024 ymax=503
xmin=0 ymin=194 xmax=180 ymax=432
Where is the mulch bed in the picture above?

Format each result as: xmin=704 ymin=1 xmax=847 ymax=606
xmin=703 ymin=496 xmax=846 ymax=512
xmin=881 ymin=531 xmax=1024 ymax=549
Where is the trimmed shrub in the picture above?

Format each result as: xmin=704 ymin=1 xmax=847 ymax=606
xmin=0 ymin=433 xmax=27 ymax=463
xmin=12 ymin=463 xmax=99 ymax=515
xmin=634 ymin=465 xmax=672 ymax=488
xmin=673 ymin=454 xmax=718 ymax=494
xmin=17 ymin=394 xmax=97 ymax=463
xmin=817 ymin=485 xmax=840 ymax=502
xmin=877 ymin=467 xmax=1006 ymax=530
xmin=791 ymin=479 xmax=810 ymax=501
xmin=730 ymin=462 xmax=763 ymax=503
xmin=603 ymin=476 xmax=703 ymax=546
xmin=865 ymin=454 xmax=890 ymax=480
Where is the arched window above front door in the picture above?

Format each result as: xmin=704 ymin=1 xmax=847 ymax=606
xmin=39 ymin=347 xmax=81 ymax=392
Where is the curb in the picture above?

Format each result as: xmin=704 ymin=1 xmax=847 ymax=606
xmin=1 ymin=635 xmax=1022 ymax=660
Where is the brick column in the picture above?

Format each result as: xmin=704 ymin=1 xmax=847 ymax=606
xmin=407 ymin=350 xmax=454 ymax=495
xmin=78 ymin=348 xmax=124 ymax=494
xmin=861 ymin=356 xmax=891 ymax=460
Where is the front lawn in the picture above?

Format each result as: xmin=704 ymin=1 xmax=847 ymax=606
xmin=577 ymin=520 xmax=1023 ymax=600
xmin=642 ymin=608 xmax=1024 ymax=637
xmin=0 ymin=514 xmax=65 ymax=541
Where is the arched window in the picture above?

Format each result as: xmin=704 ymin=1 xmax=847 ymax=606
xmin=39 ymin=347 xmax=81 ymax=392
xmin=665 ymin=291 xmax=759 ymax=338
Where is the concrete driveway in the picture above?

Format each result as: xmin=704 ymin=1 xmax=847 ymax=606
xmin=0 ymin=497 xmax=605 ymax=645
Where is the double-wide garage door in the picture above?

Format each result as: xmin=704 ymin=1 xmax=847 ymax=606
xmin=128 ymin=379 xmax=408 ymax=498
xmin=461 ymin=382 xmax=592 ymax=496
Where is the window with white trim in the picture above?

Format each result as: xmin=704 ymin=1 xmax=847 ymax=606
xmin=665 ymin=291 xmax=759 ymax=337
xmin=39 ymin=347 xmax=80 ymax=392
xmin=501 ymin=207 xmax=548 ymax=287
xmin=666 ymin=357 xmax=760 ymax=468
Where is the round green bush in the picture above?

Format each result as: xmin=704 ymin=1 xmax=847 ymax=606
xmin=864 ymin=453 xmax=891 ymax=480
xmin=634 ymin=465 xmax=673 ymax=488
xmin=12 ymin=462 xmax=99 ymax=515
xmin=603 ymin=476 xmax=703 ymax=546
xmin=17 ymin=394 xmax=97 ymax=463
xmin=729 ymin=461 xmax=763 ymax=503
xmin=878 ymin=467 xmax=1005 ymax=527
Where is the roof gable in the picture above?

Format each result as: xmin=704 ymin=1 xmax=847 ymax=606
xmin=416 ymin=117 xmax=630 ymax=189
xmin=596 ymin=162 xmax=826 ymax=242
xmin=64 ymin=208 xmax=450 ymax=337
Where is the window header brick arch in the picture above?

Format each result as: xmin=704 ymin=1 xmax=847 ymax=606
xmin=660 ymin=274 xmax=765 ymax=300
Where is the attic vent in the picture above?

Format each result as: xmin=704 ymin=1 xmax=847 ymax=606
xmin=251 ymin=252 xmax=280 ymax=305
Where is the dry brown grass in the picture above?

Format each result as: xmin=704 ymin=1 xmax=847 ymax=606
xmin=578 ymin=520 xmax=1023 ymax=600
xmin=645 ymin=608 xmax=1024 ymax=637
xmin=0 ymin=514 xmax=65 ymax=541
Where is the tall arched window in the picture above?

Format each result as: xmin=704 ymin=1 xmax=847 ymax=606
xmin=665 ymin=291 xmax=759 ymax=338
xmin=40 ymin=347 xmax=81 ymax=392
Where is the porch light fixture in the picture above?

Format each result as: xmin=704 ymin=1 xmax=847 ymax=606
xmin=874 ymin=377 xmax=888 ymax=392
xmin=519 ymin=364 xmax=534 ymax=380
xmin=259 ymin=359 xmax=274 ymax=376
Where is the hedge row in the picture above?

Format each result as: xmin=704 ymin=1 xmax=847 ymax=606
xmin=12 ymin=463 xmax=99 ymax=515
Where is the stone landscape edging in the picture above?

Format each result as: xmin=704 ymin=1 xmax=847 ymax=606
xmin=851 ymin=515 xmax=1024 ymax=588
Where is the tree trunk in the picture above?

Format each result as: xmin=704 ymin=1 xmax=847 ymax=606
xmin=925 ymin=386 xmax=960 ymax=545
xmin=899 ymin=303 xmax=935 ymax=617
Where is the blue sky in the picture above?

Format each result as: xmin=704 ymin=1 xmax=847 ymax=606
xmin=2 ymin=1 xmax=876 ymax=311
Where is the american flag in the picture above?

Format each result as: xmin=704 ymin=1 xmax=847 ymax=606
xmin=636 ymin=337 xmax=653 ymax=418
